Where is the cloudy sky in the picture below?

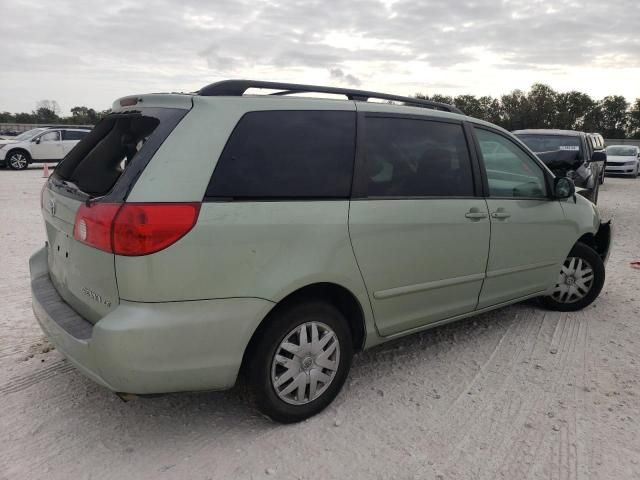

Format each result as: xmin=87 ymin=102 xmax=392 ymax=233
xmin=1 ymin=0 xmax=639 ymax=114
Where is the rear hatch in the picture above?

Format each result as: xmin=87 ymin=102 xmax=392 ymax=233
xmin=41 ymin=96 xmax=191 ymax=323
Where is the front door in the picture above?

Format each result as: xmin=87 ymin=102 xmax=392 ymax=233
xmin=31 ymin=130 xmax=63 ymax=160
xmin=472 ymin=127 xmax=573 ymax=308
xmin=349 ymin=113 xmax=490 ymax=337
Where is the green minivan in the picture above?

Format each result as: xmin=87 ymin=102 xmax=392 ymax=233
xmin=30 ymin=80 xmax=612 ymax=423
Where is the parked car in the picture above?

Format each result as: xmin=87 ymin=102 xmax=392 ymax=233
xmin=513 ymin=129 xmax=606 ymax=203
xmin=30 ymin=80 xmax=612 ymax=423
xmin=0 ymin=127 xmax=91 ymax=170
xmin=605 ymin=145 xmax=640 ymax=177
xmin=588 ymin=133 xmax=607 ymax=184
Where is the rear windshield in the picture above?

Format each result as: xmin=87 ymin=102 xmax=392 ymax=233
xmin=516 ymin=134 xmax=582 ymax=155
xmin=54 ymin=108 xmax=186 ymax=198
xmin=607 ymin=146 xmax=637 ymax=156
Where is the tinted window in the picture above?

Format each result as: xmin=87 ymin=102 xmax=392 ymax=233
xmin=206 ymin=111 xmax=356 ymax=199
xmin=361 ymin=117 xmax=474 ymax=197
xmin=516 ymin=134 xmax=582 ymax=159
xmin=476 ymin=128 xmax=547 ymax=198
xmin=63 ymin=130 xmax=89 ymax=140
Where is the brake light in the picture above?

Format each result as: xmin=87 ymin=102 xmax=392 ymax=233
xmin=73 ymin=203 xmax=200 ymax=256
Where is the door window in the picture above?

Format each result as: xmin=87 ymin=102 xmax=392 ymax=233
xmin=63 ymin=130 xmax=89 ymax=140
xmin=39 ymin=131 xmax=61 ymax=142
xmin=475 ymin=128 xmax=547 ymax=198
xmin=361 ymin=117 xmax=474 ymax=197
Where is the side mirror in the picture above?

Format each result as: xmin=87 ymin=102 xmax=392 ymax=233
xmin=590 ymin=151 xmax=606 ymax=163
xmin=554 ymin=176 xmax=575 ymax=200
xmin=34 ymin=138 xmax=41 ymax=144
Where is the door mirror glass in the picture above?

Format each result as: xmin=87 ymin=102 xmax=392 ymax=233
xmin=554 ymin=177 xmax=575 ymax=199
xmin=590 ymin=151 xmax=606 ymax=163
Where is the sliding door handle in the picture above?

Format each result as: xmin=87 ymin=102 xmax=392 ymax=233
xmin=491 ymin=211 xmax=511 ymax=219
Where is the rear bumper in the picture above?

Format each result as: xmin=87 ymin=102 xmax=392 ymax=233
xmin=29 ymin=247 xmax=274 ymax=394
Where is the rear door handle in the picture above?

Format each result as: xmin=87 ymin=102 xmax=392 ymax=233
xmin=491 ymin=212 xmax=511 ymax=219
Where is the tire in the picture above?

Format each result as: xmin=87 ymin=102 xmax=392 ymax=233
xmin=539 ymin=242 xmax=605 ymax=312
xmin=248 ymin=300 xmax=353 ymax=423
xmin=6 ymin=150 xmax=30 ymax=170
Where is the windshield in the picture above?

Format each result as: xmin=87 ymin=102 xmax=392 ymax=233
xmin=13 ymin=128 xmax=47 ymax=141
xmin=516 ymin=134 xmax=582 ymax=154
xmin=607 ymin=146 xmax=637 ymax=156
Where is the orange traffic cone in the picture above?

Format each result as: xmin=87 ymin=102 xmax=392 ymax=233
xmin=43 ymin=163 xmax=50 ymax=178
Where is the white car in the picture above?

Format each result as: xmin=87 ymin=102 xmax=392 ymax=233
xmin=605 ymin=145 xmax=640 ymax=177
xmin=0 ymin=127 xmax=91 ymax=170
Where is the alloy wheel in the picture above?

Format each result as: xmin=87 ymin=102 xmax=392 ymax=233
xmin=9 ymin=153 xmax=28 ymax=170
xmin=551 ymin=256 xmax=595 ymax=304
xmin=270 ymin=321 xmax=340 ymax=406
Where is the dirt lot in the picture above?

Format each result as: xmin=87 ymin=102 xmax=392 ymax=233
xmin=1 ymin=167 xmax=639 ymax=480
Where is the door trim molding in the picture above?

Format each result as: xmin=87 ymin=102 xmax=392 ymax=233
xmin=373 ymin=272 xmax=486 ymax=300
xmin=486 ymin=261 xmax=558 ymax=279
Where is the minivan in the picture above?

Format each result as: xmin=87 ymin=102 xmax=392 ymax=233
xmin=31 ymin=80 xmax=612 ymax=423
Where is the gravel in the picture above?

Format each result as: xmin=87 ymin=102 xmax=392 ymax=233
xmin=1 ymin=167 xmax=639 ymax=479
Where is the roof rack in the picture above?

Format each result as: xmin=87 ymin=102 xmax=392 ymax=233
xmin=198 ymin=80 xmax=464 ymax=115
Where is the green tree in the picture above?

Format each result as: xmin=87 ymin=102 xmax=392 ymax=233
xmin=69 ymin=106 xmax=101 ymax=124
xmin=555 ymin=91 xmax=595 ymax=130
xmin=628 ymin=99 xmax=640 ymax=139
xmin=527 ymin=83 xmax=558 ymax=128
xmin=599 ymin=95 xmax=629 ymax=138
xmin=0 ymin=112 xmax=15 ymax=123
xmin=500 ymin=89 xmax=530 ymax=131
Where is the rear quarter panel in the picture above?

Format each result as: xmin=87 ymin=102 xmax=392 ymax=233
xmin=118 ymin=97 xmax=377 ymax=344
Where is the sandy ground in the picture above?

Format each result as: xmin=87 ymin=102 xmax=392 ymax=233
xmin=1 ymin=167 xmax=639 ymax=480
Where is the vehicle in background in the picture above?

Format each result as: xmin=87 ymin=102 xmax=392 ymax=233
xmin=605 ymin=145 xmax=640 ymax=177
xmin=0 ymin=127 xmax=91 ymax=170
xmin=588 ymin=133 xmax=607 ymax=184
xmin=31 ymin=80 xmax=612 ymax=423
xmin=513 ymin=129 xmax=606 ymax=204
xmin=0 ymin=128 xmax=48 ymax=147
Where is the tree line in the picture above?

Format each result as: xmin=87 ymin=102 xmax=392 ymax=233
xmin=417 ymin=83 xmax=640 ymax=139
xmin=2 ymin=84 xmax=640 ymax=138
xmin=0 ymin=100 xmax=109 ymax=126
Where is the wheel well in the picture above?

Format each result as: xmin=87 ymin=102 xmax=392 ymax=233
xmin=6 ymin=148 xmax=31 ymax=162
xmin=240 ymin=283 xmax=367 ymax=375
xmin=576 ymin=229 xmax=610 ymax=261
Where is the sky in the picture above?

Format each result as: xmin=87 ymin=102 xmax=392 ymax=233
xmin=1 ymin=0 xmax=639 ymax=115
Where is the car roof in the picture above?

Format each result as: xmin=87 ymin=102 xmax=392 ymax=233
xmin=513 ymin=129 xmax=584 ymax=137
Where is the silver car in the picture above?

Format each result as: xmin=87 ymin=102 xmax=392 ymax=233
xmin=605 ymin=145 xmax=640 ymax=177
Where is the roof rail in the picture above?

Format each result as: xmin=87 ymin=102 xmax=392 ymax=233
xmin=198 ymin=80 xmax=464 ymax=115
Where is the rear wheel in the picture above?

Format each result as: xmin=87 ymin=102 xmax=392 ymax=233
xmin=539 ymin=243 xmax=605 ymax=312
xmin=7 ymin=150 xmax=30 ymax=170
xmin=248 ymin=301 xmax=353 ymax=423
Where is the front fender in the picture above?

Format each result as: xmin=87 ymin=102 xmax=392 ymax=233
xmin=594 ymin=220 xmax=613 ymax=264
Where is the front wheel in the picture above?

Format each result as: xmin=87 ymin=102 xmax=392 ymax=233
xmin=248 ymin=301 xmax=353 ymax=423
xmin=7 ymin=150 xmax=30 ymax=170
xmin=539 ymin=243 xmax=605 ymax=312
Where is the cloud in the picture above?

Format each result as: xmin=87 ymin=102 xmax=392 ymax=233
xmin=329 ymin=67 xmax=362 ymax=86
xmin=1 ymin=0 xmax=640 ymax=112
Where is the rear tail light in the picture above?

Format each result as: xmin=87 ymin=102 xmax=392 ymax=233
xmin=73 ymin=203 xmax=200 ymax=256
